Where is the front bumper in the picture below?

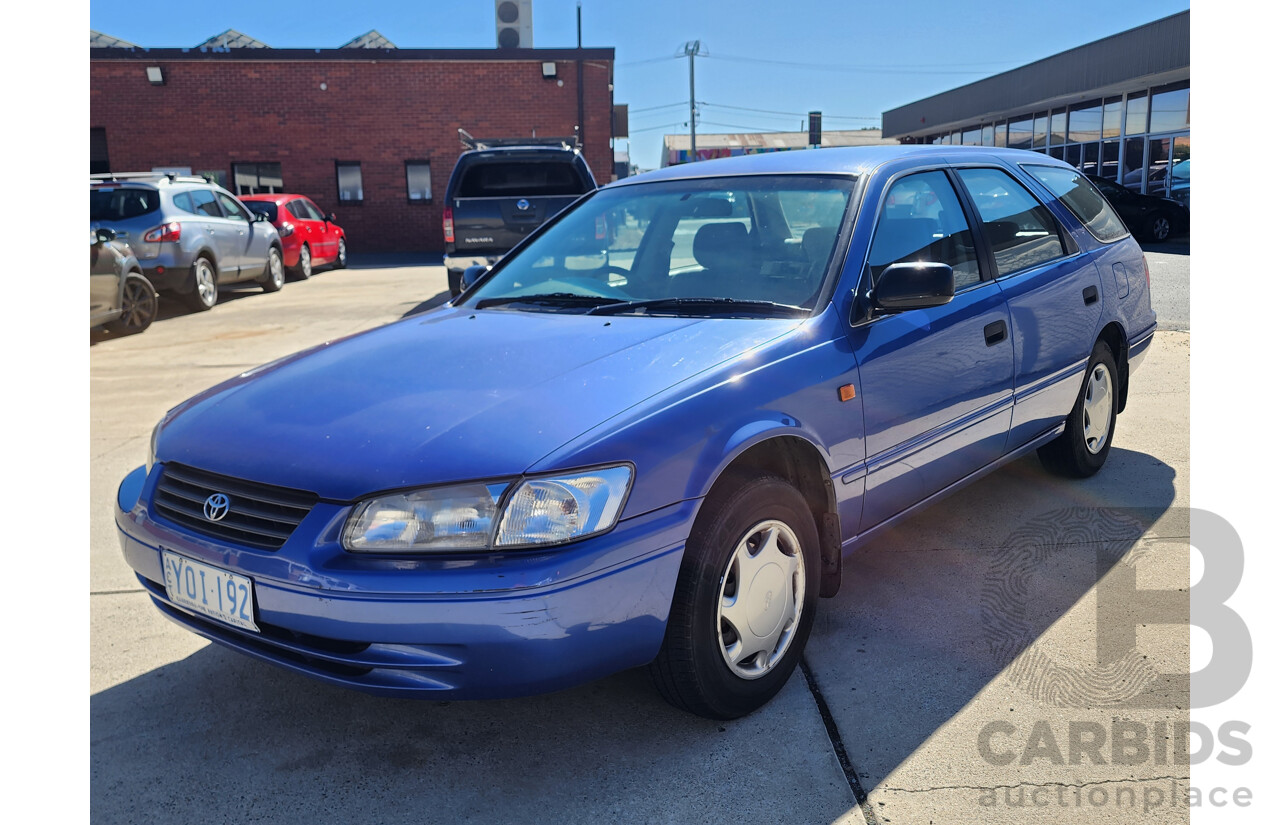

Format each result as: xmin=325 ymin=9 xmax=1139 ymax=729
xmin=116 ymin=465 xmax=692 ymax=699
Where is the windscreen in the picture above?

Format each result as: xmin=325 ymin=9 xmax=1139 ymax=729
xmin=457 ymin=160 xmax=591 ymax=198
xmin=90 ymin=188 xmax=160 ymax=220
xmin=243 ymin=201 xmax=279 ymax=222
xmin=463 ymin=175 xmax=855 ymax=315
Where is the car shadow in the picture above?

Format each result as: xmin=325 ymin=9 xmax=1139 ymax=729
xmin=346 ymin=252 xmax=444 ymax=270
xmin=805 ymin=447 xmax=1182 ymax=788
xmin=89 ymin=289 xmax=264 ymax=346
xmin=1140 ymin=235 xmax=1189 ymax=256
xmin=401 ymin=290 xmax=454 ymax=317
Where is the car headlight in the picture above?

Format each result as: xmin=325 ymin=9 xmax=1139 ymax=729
xmin=342 ymin=465 xmax=632 ymax=554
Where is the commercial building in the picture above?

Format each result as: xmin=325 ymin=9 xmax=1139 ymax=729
xmin=660 ymin=128 xmax=895 ymax=167
xmin=881 ymin=11 xmax=1189 ymax=201
xmin=90 ymin=30 xmax=617 ymax=252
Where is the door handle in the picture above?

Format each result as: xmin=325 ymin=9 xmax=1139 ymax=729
xmin=984 ymin=320 xmax=1007 ymax=346
xmin=1083 ymin=285 xmax=1099 ymax=305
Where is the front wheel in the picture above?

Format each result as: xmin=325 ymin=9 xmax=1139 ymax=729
xmin=105 ymin=274 xmax=158 ymax=335
xmin=260 ymin=247 xmax=285 ymax=293
xmin=649 ymin=473 xmax=819 ymax=719
xmin=1038 ymin=341 xmax=1118 ymax=477
xmin=1144 ymin=211 xmax=1173 ymax=243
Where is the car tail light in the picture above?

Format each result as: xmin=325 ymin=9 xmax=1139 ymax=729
xmin=1143 ymin=255 xmax=1151 ymax=287
xmin=443 ymin=207 xmax=455 ymax=244
xmin=143 ymin=221 xmax=181 ymax=243
xmin=279 ymin=222 xmax=295 ymax=237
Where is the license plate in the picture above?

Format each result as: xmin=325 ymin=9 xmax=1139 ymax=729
xmin=162 ymin=551 xmax=259 ymax=632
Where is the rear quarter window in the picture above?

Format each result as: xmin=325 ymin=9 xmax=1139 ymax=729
xmin=1022 ymin=164 xmax=1129 ymax=243
xmin=456 ymin=160 xmax=591 ymax=198
xmin=90 ymin=188 xmax=159 ymax=220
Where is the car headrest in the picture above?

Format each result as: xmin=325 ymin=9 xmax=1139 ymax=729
xmin=693 ymin=222 xmax=750 ymax=271
xmin=802 ymin=227 xmax=838 ymax=263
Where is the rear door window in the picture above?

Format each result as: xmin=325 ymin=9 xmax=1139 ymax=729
xmin=89 ymin=188 xmax=159 ymax=220
xmin=1021 ymin=165 xmax=1129 ymax=242
xmin=955 ymin=167 xmax=1067 ymax=277
xmin=285 ymin=200 xmax=310 ymax=221
xmin=457 ymin=161 xmax=590 ymax=198
xmin=189 ymin=189 xmax=221 ymax=218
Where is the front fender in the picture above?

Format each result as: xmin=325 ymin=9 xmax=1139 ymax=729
xmin=692 ymin=416 xmax=834 ymax=500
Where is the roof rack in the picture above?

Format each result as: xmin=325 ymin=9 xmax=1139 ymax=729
xmin=90 ymin=172 xmax=213 ymax=185
xmin=457 ymin=128 xmax=579 ymax=151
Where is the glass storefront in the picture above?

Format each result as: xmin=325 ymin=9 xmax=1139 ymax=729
xmin=924 ymin=80 xmax=1189 ymax=203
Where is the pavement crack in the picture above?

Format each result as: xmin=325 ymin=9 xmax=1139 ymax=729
xmin=799 ymin=656 xmax=881 ymax=825
xmin=878 ymin=775 xmax=1191 ymax=794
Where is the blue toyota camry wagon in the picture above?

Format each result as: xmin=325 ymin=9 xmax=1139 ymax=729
xmin=116 ymin=146 xmax=1156 ymax=719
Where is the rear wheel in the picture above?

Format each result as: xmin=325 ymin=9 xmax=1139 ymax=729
xmin=293 ymin=244 xmax=312 ymax=280
xmin=183 ymin=256 xmax=218 ymax=312
xmin=1038 ymin=341 xmax=1118 ymax=477
xmin=334 ymin=238 xmax=347 ymax=269
xmin=649 ymin=473 xmax=819 ymax=719
xmin=105 ymin=274 xmax=158 ymax=335
xmin=260 ymin=247 xmax=285 ymax=292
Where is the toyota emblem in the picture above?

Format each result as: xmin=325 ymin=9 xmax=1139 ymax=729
xmin=516 ymin=198 xmax=531 ymax=211
xmin=203 ymin=493 xmax=231 ymax=522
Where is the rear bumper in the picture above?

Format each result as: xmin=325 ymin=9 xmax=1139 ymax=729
xmin=115 ymin=466 xmax=693 ymax=699
xmin=1128 ymin=322 xmax=1157 ymax=373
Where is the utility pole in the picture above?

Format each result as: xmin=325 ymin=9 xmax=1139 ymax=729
xmin=680 ymin=40 xmax=707 ymax=161
xmin=576 ymin=2 xmax=584 ymax=150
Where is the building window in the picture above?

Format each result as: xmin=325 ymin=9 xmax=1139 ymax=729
xmin=1149 ymin=82 xmax=1190 ymax=134
xmin=962 ymin=128 xmax=981 ymax=146
xmin=981 ymin=124 xmax=994 ymax=146
xmin=1049 ymin=110 xmax=1067 ymax=146
xmin=336 ymin=161 xmax=363 ymax=203
xmin=1008 ymin=116 xmax=1034 ymax=150
xmin=406 ymin=160 xmax=432 ymax=202
xmin=1124 ymin=93 xmax=1149 ymax=137
xmin=91 ymin=128 xmax=110 ymax=175
xmin=232 ymin=162 xmax=283 ymax=195
xmin=993 ymin=122 xmax=1007 ymax=148
xmin=1102 ymin=97 xmax=1123 ymax=140
xmin=1032 ymin=114 xmax=1048 ymax=149
xmin=1068 ymin=100 xmax=1102 ymax=143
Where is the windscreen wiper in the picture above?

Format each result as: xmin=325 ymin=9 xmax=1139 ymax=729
xmin=473 ymin=292 xmax=628 ymax=310
xmin=586 ymin=297 xmax=808 ymax=317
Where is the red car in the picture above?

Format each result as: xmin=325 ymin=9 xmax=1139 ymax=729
xmin=240 ymin=194 xmax=347 ymax=279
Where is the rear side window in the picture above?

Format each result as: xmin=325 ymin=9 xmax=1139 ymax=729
xmin=867 ymin=170 xmax=981 ymax=289
xmin=90 ymin=188 xmax=159 ymax=220
xmin=189 ymin=189 xmax=221 ymax=217
xmin=456 ymin=160 xmax=590 ymax=198
xmin=1022 ymin=165 xmax=1129 ymax=242
xmin=956 ymin=168 xmax=1066 ymax=277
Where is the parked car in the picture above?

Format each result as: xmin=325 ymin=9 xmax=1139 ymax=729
xmin=90 ymin=227 xmax=158 ymax=335
xmin=241 ymin=194 xmax=347 ymax=279
xmin=90 ymin=173 xmax=285 ymax=311
xmin=1166 ymin=158 xmax=1190 ymax=211
xmin=443 ymin=138 xmax=597 ymax=296
xmin=116 ymin=146 xmax=1155 ymax=720
xmin=1087 ymin=174 xmax=1187 ymax=242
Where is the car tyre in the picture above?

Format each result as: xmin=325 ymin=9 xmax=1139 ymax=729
xmin=334 ymin=238 xmax=348 ymax=269
xmin=292 ymin=244 xmax=313 ymax=280
xmin=1144 ymin=211 xmax=1173 ymax=243
xmin=183 ymin=256 xmax=218 ymax=312
xmin=1038 ymin=341 xmax=1118 ymax=478
xmin=649 ymin=473 xmax=819 ymax=720
xmin=105 ymin=273 xmax=158 ymax=335
xmin=260 ymin=247 xmax=285 ymax=293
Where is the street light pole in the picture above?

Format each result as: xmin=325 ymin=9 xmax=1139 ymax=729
xmin=680 ymin=40 xmax=706 ymax=162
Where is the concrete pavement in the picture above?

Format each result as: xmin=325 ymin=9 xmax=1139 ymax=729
xmin=90 ymin=257 xmax=1189 ymax=824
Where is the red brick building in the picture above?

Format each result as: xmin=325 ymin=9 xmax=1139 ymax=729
xmin=90 ymin=46 xmax=616 ymax=253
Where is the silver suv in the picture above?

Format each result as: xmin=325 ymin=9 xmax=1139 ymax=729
xmin=89 ymin=173 xmax=285 ymax=311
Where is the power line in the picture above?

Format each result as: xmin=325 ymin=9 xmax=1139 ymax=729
xmin=705 ymin=53 xmax=1008 ymax=75
xmin=701 ymin=103 xmax=879 ymax=121
xmin=628 ymin=101 xmax=689 ymax=114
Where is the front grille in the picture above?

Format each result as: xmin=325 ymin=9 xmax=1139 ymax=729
xmin=153 ymin=463 xmax=318 ymax=550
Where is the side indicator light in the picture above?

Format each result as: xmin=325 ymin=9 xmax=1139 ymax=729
xmin=838 ymin=384 xmax=856 ymax=402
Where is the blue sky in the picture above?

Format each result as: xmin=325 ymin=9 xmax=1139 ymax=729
xmin=88 ymin=0 xmax=1190 ymax=170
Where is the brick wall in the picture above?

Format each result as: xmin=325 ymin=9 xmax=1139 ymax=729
xmin=90 ymin=53 xmax=615 ymax=253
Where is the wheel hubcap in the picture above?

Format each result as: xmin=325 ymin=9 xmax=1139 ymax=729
xmin=338 ymin=240 xmax=346 ymax=265
xmin=1082 ymin=363 xmax=1113 ymax=454
xmin=1154 ymin=217 xmax=1170 ymax=240
xmin=121 ymin=281 xmax=155 ymax=329
xmin=270 ymin=251 xmax=283 ymax=286
xmin=716 ymin=520 xmax=805 ymax=679
xmin=195 ymin=262 xmax=215 ymax=305
xmin=301 ymin=247 xmax=311 ymax=276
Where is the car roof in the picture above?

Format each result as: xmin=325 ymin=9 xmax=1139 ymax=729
xmin=238 ymin=193 xmax=307 ymax=204
xmin=610 ymin=145 xmax=1076 ymax=187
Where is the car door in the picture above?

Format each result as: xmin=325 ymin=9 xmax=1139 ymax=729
xmin=849 ymin=168 xmax=1015 ymax=532
xmin=89 ymin=232 xmax=123 ymax=324
xmin=286 ymin=198 xmax=326 ymax=263
xmin=300 ymin=198 xmax=337 ymax=262
xmin=953 ymin=165 xmax=1103 ymax=449
xmin=215 ymin=191 xmax=265 ymax=280
xmin=188 ymin=189 xmax=240 ymax=276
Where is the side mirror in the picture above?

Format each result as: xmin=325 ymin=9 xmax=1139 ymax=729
xmin=873 ymin=262 xmax=955 ymax=311
xmin=326 ymin=213 xmax=337 ymax=224
xmin=94 ymin=227 xmax=117 ymax=244
xmin=460 ymin=264 xmax=491 ymax=292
